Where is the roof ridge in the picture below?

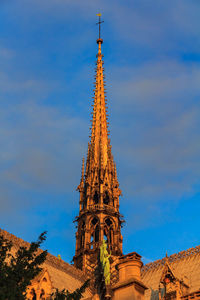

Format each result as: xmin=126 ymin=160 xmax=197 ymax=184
xmin=142 ymin=244 xmax=200 ymax=274
xmin=0 ymin=228 xmax=86 ymax=282
xmin=46 ymin=252 xmax=86 ymax=281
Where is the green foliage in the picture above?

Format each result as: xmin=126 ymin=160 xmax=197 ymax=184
xmin=51 ymin=279 xmax=90 ymax=300
xmin=0 ymin=232 xmax=47 ymax=300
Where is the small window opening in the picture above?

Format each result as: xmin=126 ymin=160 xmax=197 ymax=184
xmin=80 ymin=221 xmax=85 ymax=248
xmin=95 ymin=225 xmax=99 ymax=242
xmin=105 ymin=218 xmax=112 ymax=227
xmin=93 ymin=191 xmax=99 ymax=204
xmin=90 ymin=234 xmax=94 ymax=249
xmin=92 ymin=217 xmax=98 ymax=226
xmin=30 ymin=289 xmax=36 ymax=300
xmin=90 ymin=235 xmax=94 ymax=243
xmin=104 ymin=218 xmax=113 ymax=244
xmin=90 ymin=217 xmax=99 ymax=248
xmin=81 ymin=221 xmax=85 ymax=229
xmin=103 ymin=191 xmax=110 ymax=205
xmin=40 ymin=289 xmax=45 ymax=299
xmin=104 ymin=230 xmax=108 ymax=242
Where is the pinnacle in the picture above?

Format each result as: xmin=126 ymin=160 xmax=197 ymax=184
xmin=74 ymin=22 xmax=123 ymax=274
xmin=80 ymin=37 xmax=120 ymax=191
xmin=86 ymin=41 xmax=110 ymax=170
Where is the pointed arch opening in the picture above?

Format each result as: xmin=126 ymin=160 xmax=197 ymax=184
xmin=104 ymin=217 xmax=113 ymax=246
xmin=94 ymin=224 xmax=100 ymax=242
xmin=30 ymin=289 xmax=36 ymax=300
xmin=80 ymin=221 xmax=85 ymax=249
xmin=40 ymin=289 xmax=45 ymax=299
xmin=103 ymin=230 xmax=108 ymax=243
xmin=93 ymin=191 xmax=99 ymax=204
xmin=92 ymin=217 xmax=98 ymax=226
xmin=90 ymin=217 xmax=100 ymax=249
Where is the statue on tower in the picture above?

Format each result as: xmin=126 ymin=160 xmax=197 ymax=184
xmin=100 ymin=240 xmax=111 ymax=285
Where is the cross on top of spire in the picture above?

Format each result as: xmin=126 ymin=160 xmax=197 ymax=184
xmin=96 ymin=13 xmax=104 ymax=44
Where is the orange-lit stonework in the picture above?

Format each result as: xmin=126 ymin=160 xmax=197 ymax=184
xmin=73 ymin=36 xmax=123 ymax=287
xmin=112 ymin=253 xmax=147 ymax=300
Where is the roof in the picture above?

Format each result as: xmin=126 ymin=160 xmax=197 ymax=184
xmin=141 ymin=245 xmax=200 ymax=299
xmin=0 ymin=228 xmax=93 ymax=299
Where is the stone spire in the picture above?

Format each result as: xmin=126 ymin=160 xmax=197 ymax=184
xmin=74 ymin=19 xmax=123 ymax=286
xmin=90 ymin=38 xmax=109 ymax=169
xmin=85 ymin=37 xmax=117 ymax=186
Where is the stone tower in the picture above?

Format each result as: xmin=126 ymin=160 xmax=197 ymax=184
xmin=73 ymin=26 xmax=123 ymax=283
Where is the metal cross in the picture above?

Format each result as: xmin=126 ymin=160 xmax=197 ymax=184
xmin=96 ymin=14 xmax=104 ymax=39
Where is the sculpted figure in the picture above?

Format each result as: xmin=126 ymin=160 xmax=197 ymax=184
xmin=100 ymin=240 xmax=111 ymax=285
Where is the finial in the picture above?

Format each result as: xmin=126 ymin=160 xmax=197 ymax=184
xmin=96 ymin=13 xmax=104 ymax=44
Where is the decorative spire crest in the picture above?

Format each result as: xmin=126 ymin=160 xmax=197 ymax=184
xmin=96 ymin=13 xmax=104 ymax=43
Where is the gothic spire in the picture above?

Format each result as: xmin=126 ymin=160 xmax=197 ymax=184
xmin=74 ymin=18 xmax=123 ymax=277
xmin=90 ymin=38 xmax=109 ymax=169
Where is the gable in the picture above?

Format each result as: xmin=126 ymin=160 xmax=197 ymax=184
xmin=0 ymin=229 xmax=93 ymax=299
xmin=141 ymin=246 xmax=200 ymax=299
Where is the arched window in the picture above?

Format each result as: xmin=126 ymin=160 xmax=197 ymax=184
xmin=104 ymin=218 xmax=113 ymax=244
xmin=90 ymin=217 xmax=100 ymax=247
xmin=92 ymin=217 xmax=98 ymax=226
xmin=105 ymin=218 xmax=112 ymax=227
xmin=30 ymin=289 xmax=36 ymax=300
xmin=104 ymin=230 xmax=108 ymax=242
xmin=103 ymin=191 xmax=110 ymax=205
xmin=80 ymin=221 xmax=85 ymax=248
xmin=93 ymin=191 xmax=99 ymax=204
xmin=94 ymin=224 xmax=100 ymax=242
xmin=40 ymin=289 xmax=45 ymax=299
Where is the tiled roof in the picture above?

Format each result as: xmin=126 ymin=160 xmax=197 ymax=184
xmin=0 ymin=228 xmax=93 ymax=298
xmin=141 ymin=245 xmax=200 ymax=299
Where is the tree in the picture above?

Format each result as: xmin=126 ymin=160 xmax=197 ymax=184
xmin=51 ymin=279 xmax=90 ymax=300
xmin=0 ymin=232 xmax=47 ymax=300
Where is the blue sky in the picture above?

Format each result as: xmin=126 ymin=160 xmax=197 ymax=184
xmin=0 ymin=0 xmax=200 ymax=264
